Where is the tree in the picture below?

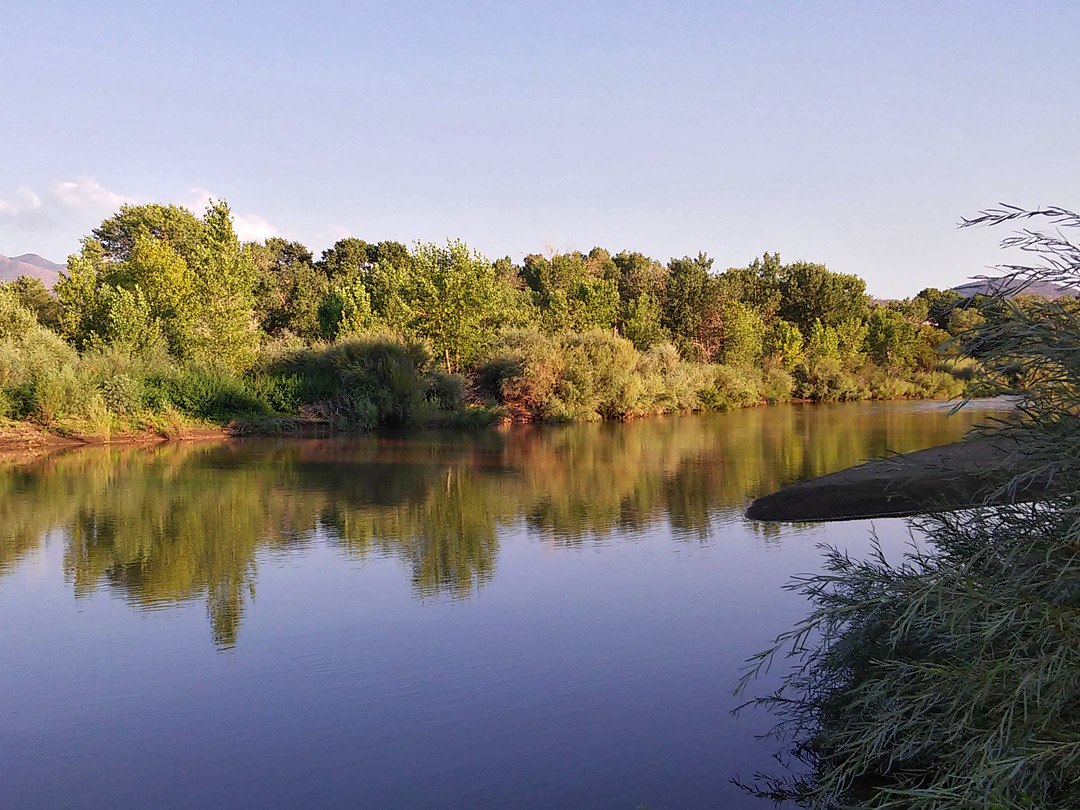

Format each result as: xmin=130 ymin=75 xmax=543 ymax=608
xmin=887 ymin=296 xmax=930 ymax=324
xmin=319 ymin=238 xmax=411 ymax=280
xmin=622 ymin=293 xmax=668 ymax=350
xmin=402 ymin=241 xmax=506 ymax=373
xmin=765 ymin=318 xmax=804 ymax=369
xmin=318 ymin=277 xmax=374 ymax=339
xmin=612 ymin=251 xmax=666 ymax=305
xmin=712 ymin=299 xmax=765 ymax=366
xmin=57 ymin=200 xmax=259 ymax=368
xmin=721 ymin=253 xmax=783 ymax=318
xmin=806 ymin=319 xmax=840 ymax=361
xmin=776 ymin=261 xmax=868 ymax=334
xmin=1 ymin=276 xmax=61 ymax=331
xmin=865 ymin=306 xmax=919 ymax=369
xmin=835 ymin=317 xmax=869 ymax=363
xmin=662 ymin=253 xmax=714 ymax=356
xmin=249 ymin=238 xmax=327 ymax=340
xmin=523 ymin=252 xmax=619 ymax=334
xmin=93 ymin=203 xmax=202 ymax=264
xmin=916 ymin=287 xmax=963 ymax=330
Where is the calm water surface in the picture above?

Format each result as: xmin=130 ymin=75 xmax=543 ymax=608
xmin=0 ymin=402 xmax=1004 ymax=809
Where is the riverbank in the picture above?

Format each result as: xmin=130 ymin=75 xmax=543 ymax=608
xmin=0 ymin=384 xmax=977 ymax=454
xmin=0 ymin=418 xmax=230 ymax=451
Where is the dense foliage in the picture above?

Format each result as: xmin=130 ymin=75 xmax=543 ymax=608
xmin=0 ymin=198 xmax=1006 ymax=436
xmin=738 ymin=206 xmax=1080 ymax=809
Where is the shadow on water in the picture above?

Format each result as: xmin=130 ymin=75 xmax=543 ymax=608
xmin=0 ymin=402 xmax=999 ymax=647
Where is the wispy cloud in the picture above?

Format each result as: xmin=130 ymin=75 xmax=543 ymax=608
xmin=0 ymin=179 xmax=129 ymax=231
xmin=0 ymin=178 xmax=282 ymax=255
xmin=53 ymin=178 xmax=135 ymax=214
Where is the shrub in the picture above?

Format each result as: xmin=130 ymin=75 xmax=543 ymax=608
xmin=243 ymin=373 xmax=304 ymax=414
xmin=325 ymin=336 xmax=430 ymax=426
xmin=635 ymin=342 xmax=713 ymax=412
xmin=145 ymin=367 xmax=267 ymax=421
xmin=481 ymin=330 xmax=720 ymax=421
xmin=762 ymin=366 xmax=794 ymax=404
xmin=710 ymin=364 xmax=763 ymax=409
xmin=425 ymin=371 xmax=465 ymax=412
xmin=793 ymin=356 xmax=866 ymax=401
xmin=99 ymin=374 xmax=145 ymax=415
xmin=33 ymin=366 xmax=91 ymax=423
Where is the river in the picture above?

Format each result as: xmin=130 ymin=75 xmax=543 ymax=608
xmin=0 ymin=400 xmax=1006 ymax=809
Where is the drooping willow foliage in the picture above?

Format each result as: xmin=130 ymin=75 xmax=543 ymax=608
xmin=736 ymin=206 xmax=1080 ymax=810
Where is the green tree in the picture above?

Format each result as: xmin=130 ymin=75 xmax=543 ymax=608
xmin=57 ymin=200 xmax=259 ymax=369
xmin=835 ymin=317 xmax=869 ymax=363
xmin=662 ymin=253 xmax=714 ymax=357
xmin=777 ymin=261 xmax=868 ymax=333
xmin=887 ymin=296 xmax=930 ymax=324
xmin=1 ymin=276 xmax=61 ymax=331
xmin=916 ymin=287 xmax=964 ymax=330
xmin=865 ymin=306 xmax=920 ymax=369
xmin=721 ymin=253 xmax=783 ymax=318
xmin=249 ymin=238 xmax=327 ymax=341
xmin=806 ymin=319 xmax=840 ymax=361
xmin=523 ymin=252 xmax=620 ymax=334
xmin=318 ymin=277 xmax=374 ymax=339
xmin=319 ymin=238 xmax=410 ymax=280
xmin=622 ymin=292 xmax=669 ymax=350
xmin=612 ymin=251 xmax=666 ymax=304
xmin=712 ymin=299 xmax=765 ymax=366
xmin=402 ymin=241 xmax=506 ymax=373
xmin=765 ymin=318 xmax=804 ymax=369
xmin=92 ymin=203 xmax=201 ymax=264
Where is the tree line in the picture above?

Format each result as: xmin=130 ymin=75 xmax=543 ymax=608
xmin=0 ymin=199 xmax=1003 ymax=434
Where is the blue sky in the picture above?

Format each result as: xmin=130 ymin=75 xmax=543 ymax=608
xmin=3 ymin=0 xmax=1078 ymax=297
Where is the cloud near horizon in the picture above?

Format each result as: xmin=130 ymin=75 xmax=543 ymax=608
xmin=0 ymin=178 xmax=282 ymax=259
xmin=0 ymin=178 xmax=135 ymax=233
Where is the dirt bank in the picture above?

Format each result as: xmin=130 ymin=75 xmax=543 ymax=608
xmin=0 ymin=421 xmax=229 ymax=455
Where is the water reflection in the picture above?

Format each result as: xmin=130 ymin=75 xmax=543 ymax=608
xmin=0 ymin=402 xmax=998 ymax=647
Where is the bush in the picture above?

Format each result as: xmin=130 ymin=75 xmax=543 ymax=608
xmin=706 ymin=364 xmax=763 ymax=410
xmin=635 ymin=343 xmax=714 ymax=412
xmin=33 ymin=366 xmax=101 ymax=424
xmin=99 ymin=374 xmax=144 ymax=415
xmin=482 ymin=330 xmax=722 ymax=421
xmin=244 ymin=373 xmax=305 ymax=414
xmin=426 ymin=371 xmax=465 ymax=411
xmin=793 ymin=356 xmax=866 ymax=401
xmin=325 ymin=336 xmax=430 ymax=426
xmin=762 ymin=366 xmax=794 ymax=403
xmin=145 ymin=367 xmax=267 ymax=421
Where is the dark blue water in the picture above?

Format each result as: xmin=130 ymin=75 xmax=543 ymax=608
xmin=0 ymin=403 xmax=998 ymax=809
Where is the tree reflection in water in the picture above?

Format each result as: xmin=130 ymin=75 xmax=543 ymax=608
xmin=0 ymin=402 xmax=996 ymax=647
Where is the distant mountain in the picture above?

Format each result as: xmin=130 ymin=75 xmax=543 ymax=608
xmin=951 ymin=277 xmax=1078 ymax=300
xmin=0 ymin=253 xmax=65 ymax=286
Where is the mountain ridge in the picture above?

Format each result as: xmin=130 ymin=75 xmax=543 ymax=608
xmin=0 ymin=253 xmax=65 ymax=286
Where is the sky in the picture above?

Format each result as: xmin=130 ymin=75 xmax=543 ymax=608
xmin=2 ymin=0 xmax=1079 ymax=298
